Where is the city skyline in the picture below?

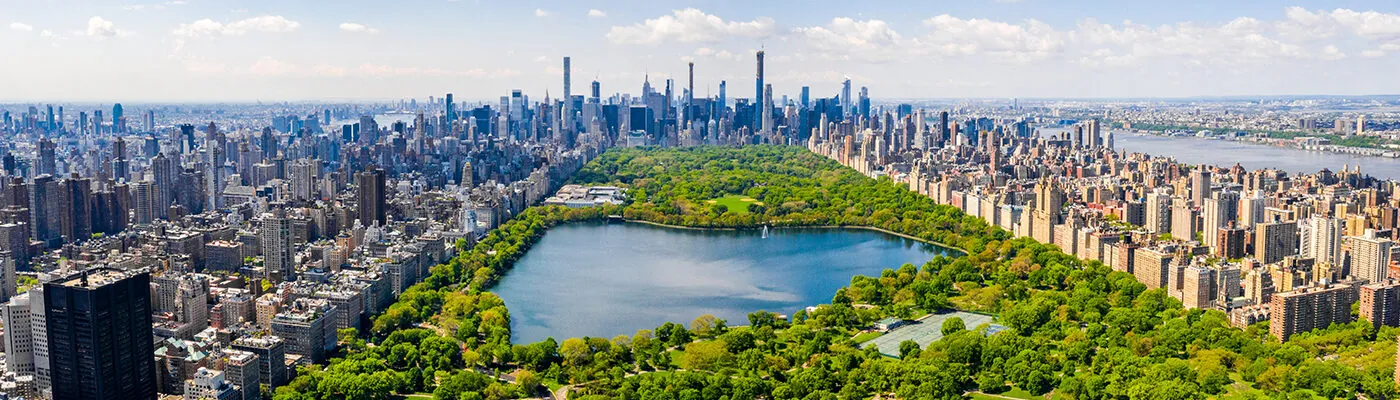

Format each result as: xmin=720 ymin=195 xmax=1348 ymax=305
xmin=3 ymin=0 xmax=1400 ymax=102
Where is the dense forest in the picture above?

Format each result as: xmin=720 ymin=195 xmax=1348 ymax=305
xmin=276 ymin=146 xmax=1399 ymax=400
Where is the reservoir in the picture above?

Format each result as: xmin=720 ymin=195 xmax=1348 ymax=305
xmin=494 ymin=222 xmax=954 ymax=344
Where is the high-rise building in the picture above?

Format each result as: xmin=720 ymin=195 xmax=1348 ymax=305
xmin=29 ymin=175 xmax=60 ymax=248
xmin=1201 ymin=191 xmax=1239 ymax=250
xmin=563 ymin=56 xmax=572 ymax=100
xmin=1360 ymin=280 xmax=1400 ymax=330
xmin=1190 ymin=167 xmax=1211 ymax=206
xmin=270 ymin=298 xmax=338 ymax=364
xmin=1255 ymin=218 xmax=1299 ymax=264
xmin=183 ymin=367 xmax=238 ymax=400
xmin=45 ymin=268 xmax=156 ymax=400
xmin=754 ymin=50 xmax=764 ymax=130
xmin=445 ymin=93 xmax=456 ymax=122
xmin=37 ymin=138 xmax=55 ymax=176
xmin=260 ymin=213 xmax=294 ymax=282
xmin=231 ymin=336 xmax=287 ymax=389
xmin=1300 ymin=216 xmax=1344 ymax=267
xmin=1270 ymin=283 xmax=1355 ymax=342
xmin=355 ymin=166 xmax=387 ymax=227
xmin=2 ymin=292 xmax=34 ymax=377
xmin=221 ymin=350 xmax=261 ymax=400
xmin=1134 ymin=245 xmax=1176 ymax=289
xmin=1351 ymin=231 xmax=1393 ymax=283
xmin=841 ymin=78 xmax=852 ymax=118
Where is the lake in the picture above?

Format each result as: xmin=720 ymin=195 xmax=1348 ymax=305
xmin=494 ymin=222 xmax=954 ymax=343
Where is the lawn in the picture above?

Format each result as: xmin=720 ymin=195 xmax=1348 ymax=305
xmin=852 ymin=331 xmax=883 ymax=344
xmin=704 ymin=195 xmax=763 ymax=215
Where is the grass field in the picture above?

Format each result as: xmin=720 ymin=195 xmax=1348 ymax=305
xmin=704 ymin=195 xmax=763 ymax=215
xmin=852 ymin=331 xmax=883 ymax=343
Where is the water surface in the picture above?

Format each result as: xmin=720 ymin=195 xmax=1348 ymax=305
xmin=494 ymin=222 xmax=953 ymax=343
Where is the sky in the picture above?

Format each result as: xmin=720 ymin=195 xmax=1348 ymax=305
xmin=2 ymin=0 xmax=1399 ymax=102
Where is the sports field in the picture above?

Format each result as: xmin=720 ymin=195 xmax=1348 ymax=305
xmin=704 ymin=195 xmax=763 ymax=214
xmin=861 ymin=311 xmax=997 ymax=357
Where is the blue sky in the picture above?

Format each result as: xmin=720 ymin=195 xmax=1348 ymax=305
xmin=2 ymin=0 xmax=1399 ymax=102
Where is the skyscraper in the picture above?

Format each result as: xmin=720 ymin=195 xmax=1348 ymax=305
xmin=355 ymin=166 xmax=387 ymax=226
xmin=841 ymin=78 xmax=852 ymax=118
xmin=1190 ymin=167 xmax=1211 ymax=206
xmin=261 ymin=212 xmax=294 ymax=282
xmin=445 ymin=93 xmax=455 ymax=122
xmin=1360 ymin=280 xmax=1400 ymax=330
xmin=45 ymin=268 xmax=156 ymax=400
xmin=563 ymin=56 xmax=572 ymax=100
xmin=1270 ymin=283 xmax=1355 ymax=342
xmin=800 ymin=86 xmax=810 ymax=109
xmin=754 ymin=50 xmax=764 ymax=130
xmin=1351 ymin=231 xmax=1393 ymax=283
xmin=1254 ymin=218 xmax=1299 ymax=264
xmin=1300 ymin=216 xmax=1344 ymax=267
xmin=686 ymin=62 xmax=695 ymax=124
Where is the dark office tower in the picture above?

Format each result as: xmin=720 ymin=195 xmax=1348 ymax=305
xmin=260 ymin=127 xmax=277 ymax=160
xmin=939 ymin=111 xmax=950 ymax=144
xmin=563 ymin=57 xmax=572 ymax=99
xmin=111 ymin=103 xmax=123 ymax=126
xmin=355 ymin=167 xmax=387 ymax=227
xmin=1 ymin=153 xmax=13 ymax=176
xmin=686 ymin=62 xmax=695 ymax=123
xmin=859 ymin=87 xmax=870 ymax=118
xmin=38 ymin=138 xmax=56 ymax=176
xmin=445 ymin=93 xmax=456 ymax=122
xmin=151 ymin=153 xmax=173 ymax=219
xmin=178 ymin=124 xmax=196 ymax=153
xmin=801 ymin=86 xmax=810 ymax=109
xmin=30 ymin=175 xmax=60 ymax=248
xmin=591 ymin=81 xmax=601 ymax=102
xmin=718 ymin=80 xmax=727 ymax=113
xmin=754 ymin=50 xmax=764 ymax=130
xmin=111 ymin=136 xmax=128 ymax=183
xmin=45 ymin=268 xmax=156 ymax=400
xmin=57 ymin=176 xmax=91 ymax=244
xmin=46 ymin=105 xmax=55 ymax=131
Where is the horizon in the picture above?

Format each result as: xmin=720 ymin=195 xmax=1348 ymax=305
xmin=4 ymin=0 xmax=1400 ymax=102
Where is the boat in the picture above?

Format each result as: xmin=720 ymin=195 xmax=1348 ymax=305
xmin=761 ymin=225 xmax=769 ymax=239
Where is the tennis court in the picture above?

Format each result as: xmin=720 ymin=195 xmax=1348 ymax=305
xmin=861 ymin=311 xmax=997 ymax=357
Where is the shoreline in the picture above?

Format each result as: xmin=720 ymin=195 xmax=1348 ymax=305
xmin=620 ymin=218 xmax=967 ymax=256
xmin=1130 ymin=129 xmax=1400 ymax=160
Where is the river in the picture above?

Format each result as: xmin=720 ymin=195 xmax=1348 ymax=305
xmin=1042 ymin=128 xmax=1400 ymax=180
xmin=493 ymin=222 xmax=954 ymax=343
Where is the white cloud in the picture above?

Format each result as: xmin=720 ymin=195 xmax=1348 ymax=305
xmin=535 ymin=9 xmax=550 ymax=18
xmin=1282 ymin=7 xmax=1400 ymax=44
xmin=247 ymin=57 xmax=298 ymax=76
xmin=795 ymin=18 xmax=909 ymax=61
xmin=692 ymin=47 xmax=741 ymax=61
xmin=588 ymin=9 xmax=607 ymax=18
xmin=86 ymin=16 xmax=122 ymax=38
xmin=173 ymin=15 xmax=300 ymax=38
xmin=9 ymin=22 xmax=33 ymax=32
xmin=922 ymin=15 xmax=1063 ymax=62
xmin=40 ymin=30 xmax=54 ymax=37
xmin=339 ymin=22 xmax=379 ymax=34
xmin=606 ymin=8 xmax=777 ymax=44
